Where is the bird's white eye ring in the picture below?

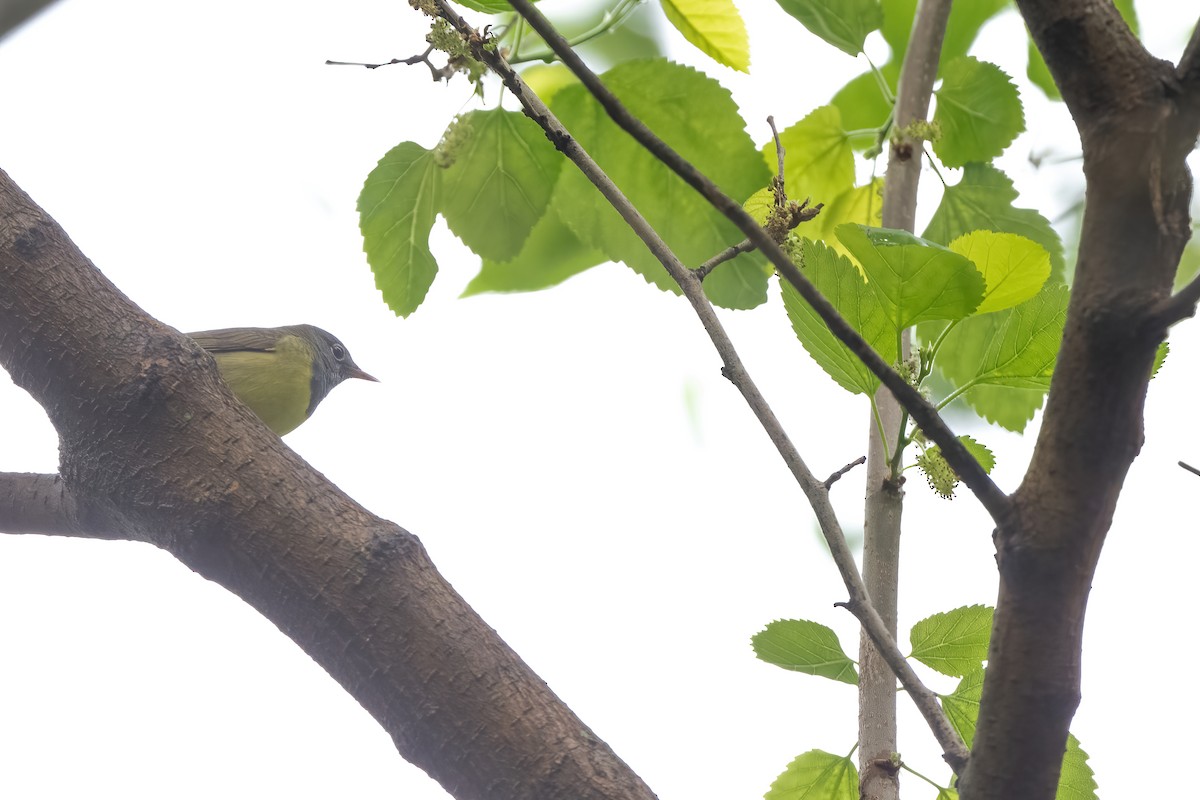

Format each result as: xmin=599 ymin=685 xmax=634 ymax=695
xmin=332 ymin=343 xmax=346 ymax=360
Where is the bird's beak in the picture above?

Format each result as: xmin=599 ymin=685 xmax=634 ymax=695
xmin=347 ymin=366 xmax=379 ymax=383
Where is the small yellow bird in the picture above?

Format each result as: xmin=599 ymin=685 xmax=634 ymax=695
xmin=189 ymin=325 xmax=377 ymax=435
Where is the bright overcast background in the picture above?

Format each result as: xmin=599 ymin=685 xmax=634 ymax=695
xmin=0 ymin=2 xmax=1196 ymax=798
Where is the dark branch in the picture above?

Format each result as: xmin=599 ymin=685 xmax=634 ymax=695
xmin=0 ymin=472 xmax=115 ymax=538
xmin=823 ymin=457 xmax=866 ymax=490
xmin=1149 ymin=269 xmax=1200 ymax=328
xmin=492 ymin=0 xmax=1011 ymax=528
xmin=1179 ymin=461 xmax=1200 ymax=477
xmin=1176 ymin=16 xmax=1200 ymax=85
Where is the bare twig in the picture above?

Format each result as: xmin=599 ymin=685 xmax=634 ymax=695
xmin=823 ymin=457 xmax=866 ymax=489
xmin=694 ymin=240 xmax=757 ymax=281
xmin=425 ymin=0 xmax=971 ymax=774
xmin=489 ymin=0 xmax=1011 ymax=531
xmin=1179 ymin=461 xmax=1200 ymax=477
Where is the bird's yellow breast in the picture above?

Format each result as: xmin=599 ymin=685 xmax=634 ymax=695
xmin=209 ymin=335 xmax=314 ymax=435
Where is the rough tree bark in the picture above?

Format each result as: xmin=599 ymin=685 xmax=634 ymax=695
xmin=0 ymin=169 xmax=656 ymax=800
xmin=961 ymin=3 xmax=1200 ymax=799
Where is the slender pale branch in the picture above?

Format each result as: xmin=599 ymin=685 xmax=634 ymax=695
xmin=423 ymin=0 xmax=971 ymax=772
xmin=484 ymin=0 xmax=1011 ymax=527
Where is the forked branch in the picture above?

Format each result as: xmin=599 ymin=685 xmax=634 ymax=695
xmin=422 ymin=0 xmax=971 ymax=772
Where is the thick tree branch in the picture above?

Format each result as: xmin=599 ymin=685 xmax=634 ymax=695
xmin=959 ymin=5 xmax=1200 ymax=800
xmin=425 ymin=1 xmax=971 ymax=773
xmin=0 ymin=472 xmax=121 ymax=538
xmin=0 ymin=167 xmax=655 ymax=800
xmin=481 ymin=0 xmax=1010 ymax=530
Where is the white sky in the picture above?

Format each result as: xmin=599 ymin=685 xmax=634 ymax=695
xmin=0 ymin=2 xmax=1196 ymax=798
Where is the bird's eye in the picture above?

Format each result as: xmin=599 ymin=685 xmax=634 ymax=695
xmin=332 ymin=344 xmax=346 ymax=361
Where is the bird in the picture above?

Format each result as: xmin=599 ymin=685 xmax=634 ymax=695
xmin=188 ymin=324 xmax=377 ymax=435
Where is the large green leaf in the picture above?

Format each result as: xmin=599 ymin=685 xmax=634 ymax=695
xmin=440 ymin=109 xmax=562 ymax=262
xmin=764 ymin=105 xmax=856 ymax=209
xmin=836 ymin=224 xmax=985 ymax=329
xmin=806 ymin=179 xmax=883 ymax=245
xmin=941 ymin=668 xmax=984 ymax=746
xmin=924 ymin=163 xmax=1065 ymax=280
xmin=781 ymin=239 xmax=895 ymax=396
xmin=935 ymin=285 xmax=1069 ymax=431
xmin=909 ymin=605 xmax=993 ymax=677
xmin=766 ymin=750 xmax=858 ymax=800
xmin=774 ymin=0 xmax=882 ymax=57
xmin=881 ymin=0 xmax=1007 ymax=67
xmin=933 ymin=57 xmax=1025 ymax=168
xmin=949 ymin=230 xmax=1051 ymax=315
xmin=661 ymin=0 xmax=750 ymax=72
xmin=752 ymin=619 xmax=858 ymax=684
xmin=550 ymin=58 xmax=771 ymax=308
xmin=358 ymin=142 xmax=443 ymax=317
xmin=462 ymin=204 xmax=605 ymax=296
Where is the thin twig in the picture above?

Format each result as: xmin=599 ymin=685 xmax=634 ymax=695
xmin=425 ymin=0 xmax=972 ymax=774
xmin=694 ymin=240 xmax=757 ymax=281
xmin=824 ymin=457 xmax=866 ymax=490
xmin=1179 ymin=461 xmax=1200 ymax=477
xmin=493 ymin=0 xmax=1011 ymax=531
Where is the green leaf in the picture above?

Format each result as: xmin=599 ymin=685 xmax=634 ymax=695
xmin=774 ymin=0 xmax=882 ymax=57
xmin=961 ymin=435 xmax=995 ymax=472
xmin=764 ymin=105 xmax=856 ymax=208
xmin=782 ymin=239 xmax=895 ymax=396
xmin=836 ymin=224 xmax=985 ymax=329
xmin=882 ymin=0 xmax=1008 ymax=66
xmin=806 ymin=179 xmax=884 ymax=252
xmin=1026 ymin=39 xmax=1060 ymax=101
xmin=551 ymin=59 xmax=771 ymax=308
xmin=933 ymin=57 xmax=1025 ymax=168
xmin=910 ymin=605 xmax=993 ymax=677
xmin=752 ymin=619 xmax=858 ymax=684
xmin=830 ymin=62 xmax=899 ymax=151
xmin=744 ymin=186 xmax=775 ymax=225
xmin=1057 ymin=734 xmax=1099 ymax=800
xmin=949 ymin=231 xmax=1051 ymax=315
xmin=1152 ymin=341 xmax=1169 ymax=377
xmin=941 ymin=668 xmax=984 ymax=747
xmin=440 ymin=110 xmax=562 ymax=262
xmin=924 ymin=163 xmax=1065 ymax=280
xmin=519 ymin=64 xmax=577 ymax=105
xmin=358 ymin=142 xmax=443 ymax=317
xmin=937 ymin=789 xmax=959 ymax=800
xmin=661 ymin=0 xmax=750 ymax=72
xmin=766 ymin=750 xmax=858 ymax=800
xmin=462 ymin=205 xmax=605 ymax=296
xmin=935 ymin=285 xmax=1069 ymax=432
